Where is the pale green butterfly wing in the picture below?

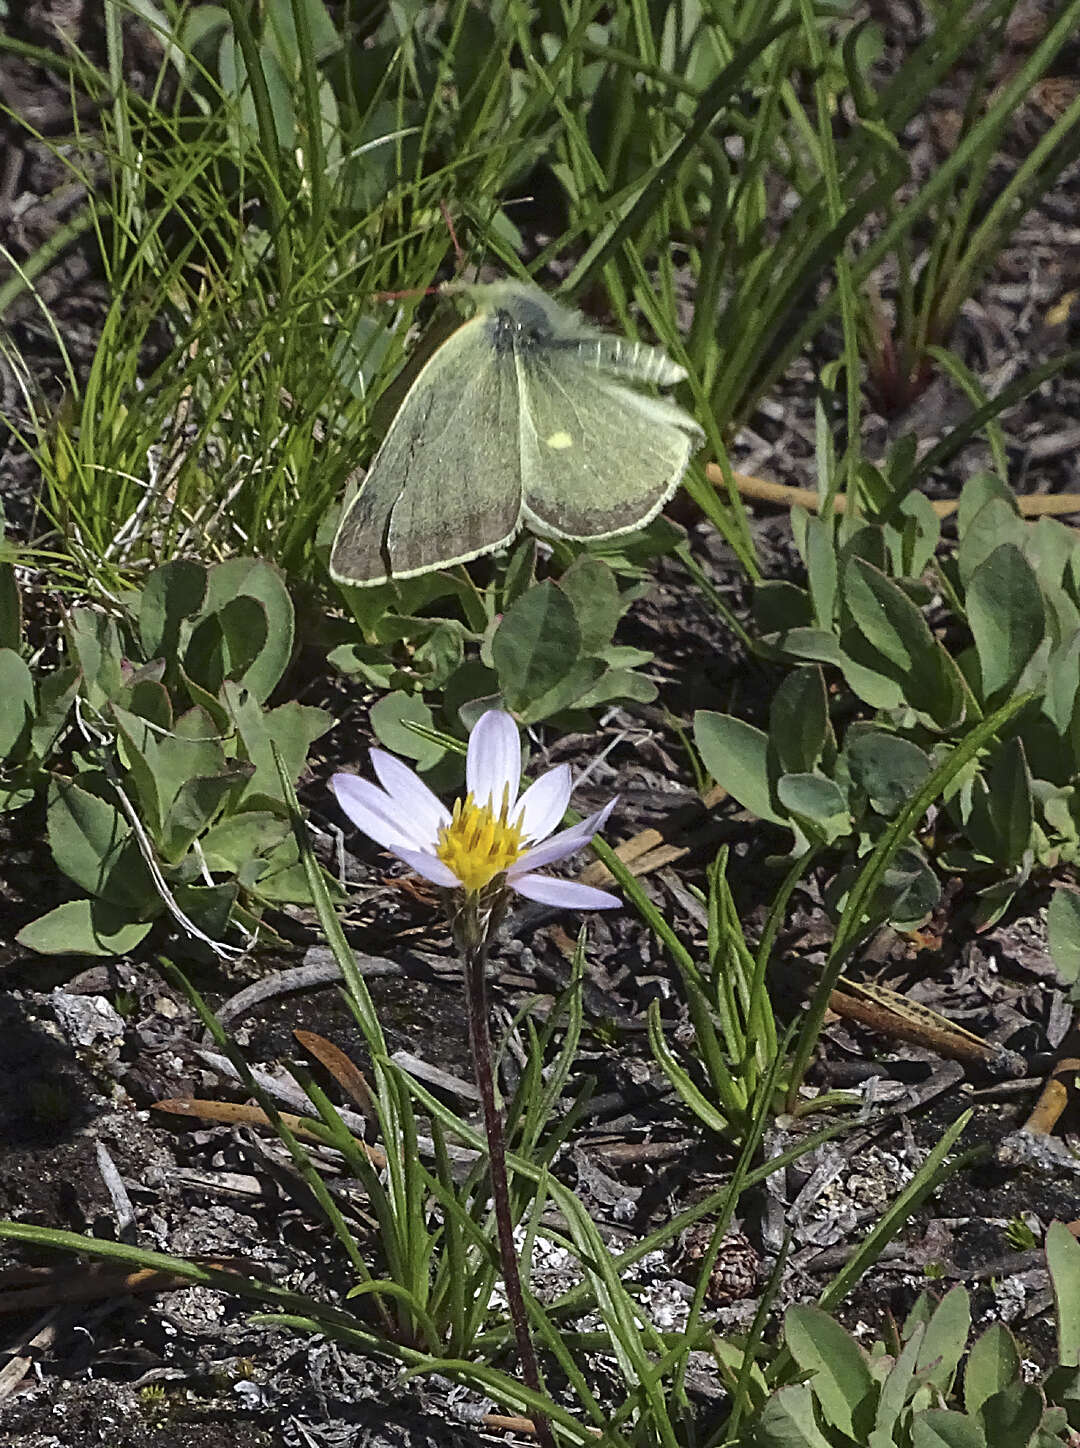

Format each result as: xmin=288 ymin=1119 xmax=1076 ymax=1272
xmin=515 ymin=336 xmax=703 ymax=539
xmin=330 ymin=314 xmax=522 ymax=585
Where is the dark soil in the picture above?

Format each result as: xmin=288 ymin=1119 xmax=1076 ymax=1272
xmin=3 ymin=3 xmax=1080 ymax=1446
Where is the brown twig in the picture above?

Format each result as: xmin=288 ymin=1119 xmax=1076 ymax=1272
xmin=714 ymin=463 xmax=1080 ymax=522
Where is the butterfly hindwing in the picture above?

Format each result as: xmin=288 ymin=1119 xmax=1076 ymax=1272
xmin=330 ymin=315 xmax=523 ymax=585
xmin=516 ymin=341 xmax=702 ymax=539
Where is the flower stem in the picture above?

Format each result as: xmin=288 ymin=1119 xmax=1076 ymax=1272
xmin=463 ymin=936 xmax=556 ymax=1448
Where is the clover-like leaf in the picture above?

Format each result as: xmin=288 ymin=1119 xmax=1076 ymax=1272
xmin=138 ymin=559 xmax=207 ymax=666
xmin=559 ymin=556 xmax=621 ymax=656
xmin=203 ymin=557 xmax=294 ymax=702
xmin=845 ymin=730 xmax=933 ymax=818
xmin=492 ymin=580 xmax=582 ymax=711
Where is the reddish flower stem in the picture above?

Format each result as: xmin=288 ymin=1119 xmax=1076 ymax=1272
xmin=463 ymin=936 xmax=555 ymax=1448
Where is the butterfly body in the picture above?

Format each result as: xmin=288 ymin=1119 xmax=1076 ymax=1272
xmin=329 ymin=282 xmax=703 ymax=587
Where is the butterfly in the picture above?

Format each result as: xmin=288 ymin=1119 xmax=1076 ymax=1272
xmin=329 ymin=281 xmax=703 ymax=586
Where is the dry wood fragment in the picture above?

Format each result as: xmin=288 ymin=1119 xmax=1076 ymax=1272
xmin=295 ymin=1029 xmax=378 ymax=1121
xmin=152 ymin=1096 xmax=387 ymax=1167
xmin=1022 ymin=1017 xmax=1080 ymax=1135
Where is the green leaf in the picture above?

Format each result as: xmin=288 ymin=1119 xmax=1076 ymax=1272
xmin=975 ymin=1386 xmax=1043 ymax=1448
xmin=842 ymin=558 xmax=964 ymax=727
xmin=1048 ymin=1220 xmax=1080 ymax=1366
xmin=199 ymin=811 xmax=290 ymax=873
xmin=783 ymin=1305 xmax=875 ymax=1438
xmin=881 ymin=844 xmax=941 ymax=928
xmin=492 ymin=580 xmax=582 ymax=710
xmin=47 ymin=775 xmax=149 ymax=908
xmin=957 ymin=495 xmax=1025 ymax=589
xmin=1048 ymin=888 xmax=1080 ymax=984
xmin=843 ymin=556 xmax=926 ymax=669
xmin=755 ymin=1383 xmax=834 ymax=1447
xmin=0 ymin=562 xmax=21 ymax=652
xmin=226 ymin=688 xmax=331 ymax=804
xmin=15 ymin=899 xmax=154 ymax=957
xmin=966 ymin=738 xmax=1034 ymax=870
xmin=875 ymin=1324 xmax=925 ymax=1437
xmin=754 ymin=580 xmax=814 ymax=635
xmin=519 ymin=658 xmax=608 ymax=724
xmin=777 ymin=774 xmax=849 ymax=840
xmin=694 ymin=712 xmax=784 ymax=825
xmin=770 ymin=667 xmax=828 ymax=775
xmin=965 ymin=1323 xmax=1021 ymax=1416
xmin=138 ymin=559 xmax=207 ymax=664
xmin=369 ymin=691 xmax=444 ymax=771
xmin=161 ymin=772 xmax=252 ymax=863
xmin=67 ymin=608 xmax=126 ymax=709
xmin=204 ymin=558 xmax=294 ymax=703
xmin=966 ymin=545 xmax=1045 ymax=702
xmin=1044 ymin=633 xmax=1080 ymax=735
xmin=0 ymin=649 xmax=35 ymax=759
xmin=917 ymin=1285 xmax=970 ymax=1394
xmin=572 ymin=665 xmax=657 ymax=712
xmin=802 ymin=513 xmax=838 ymax=627
xmin=184 ymin=596 xmax=268 ymax=696
xmin=559 ymin=556 xmax=621 ymax=655
xmin=172 ymin=882 xmax=238 ymax=939
xmin=111 ymin=704 xmax=163 ymax=835
xmin=911 ymin=1408 xmax=985 ymax=1448
xmin=846 ymin=730 xmax=933 ymax=817
xmin=33 ymin=665 xmax=79 ymax=761
xmin=956 ymin=474 xmax=1017 ymax=540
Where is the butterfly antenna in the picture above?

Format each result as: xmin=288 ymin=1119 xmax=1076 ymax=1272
xmin=439 ymin=200 xmax=467 ymax=271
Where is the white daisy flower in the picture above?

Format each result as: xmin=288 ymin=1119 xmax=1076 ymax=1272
xmin=332 ymin=710 xmax=619 ymax=910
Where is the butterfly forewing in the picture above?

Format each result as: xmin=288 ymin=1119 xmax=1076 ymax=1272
xmin=516 ymin=346 xmax=702 ymax=539
xmin=330 ymin=316 xmax=523 ymax=585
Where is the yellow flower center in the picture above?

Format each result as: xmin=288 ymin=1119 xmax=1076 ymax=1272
xmin=436 ymin=790 xmax=527 ymax=894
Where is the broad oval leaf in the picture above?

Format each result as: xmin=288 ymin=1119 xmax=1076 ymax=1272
xmin=770 ymin=667 xmax=828 ymax=776
xmin=15 ymin=899 xmax=154 ymax=958
xmin=783 ymin=1305 xmax=875 ymax=1438
xmin=966 ymin=544 xmax=1044 ymax=702
xmin=694 ymin=712 xmax=783 ymax=825
xmin=1047 ymin=888 xmax=1080 ymax=985
xmin=1048 ymin=1220 xmax=1080 ymax=1366
xmin=964 ymin=1322 xmax=1020 ymax=1417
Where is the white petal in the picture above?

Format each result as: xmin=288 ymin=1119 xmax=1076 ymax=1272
xmin=513 ymin=764 xmax=571 ymax=842
xmin=332 ymin=774 xmax=429 ymax=850
xmin=369 ymin=749 xmax=449 ymax=846
xmin=508 ymin=797 xmax=617 ymax=874
xmin=388 ymin=845 xmax=461 ymax=889
xmin=466 ymin=710 xmax=521 ymax=811
xmin=510 ymin=873 xmax=621 ymax=910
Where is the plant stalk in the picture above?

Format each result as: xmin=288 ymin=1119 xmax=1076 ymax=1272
xmin=462 ymin=930 xmax=555 ymax=1448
